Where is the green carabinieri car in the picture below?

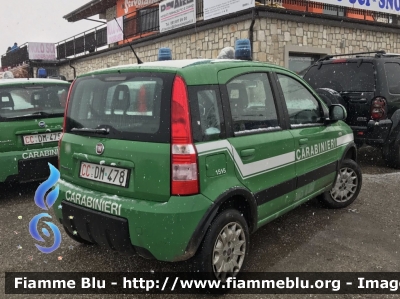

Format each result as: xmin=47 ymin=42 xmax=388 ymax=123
xmin=54 ymin=59 xmax=362 ymax=279
xmin=0 ymin=78 xmax=70 ymax=183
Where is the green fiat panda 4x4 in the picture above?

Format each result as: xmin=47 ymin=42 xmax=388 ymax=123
xmin=0 ymin=78 xmax=70 ymax=183
xmin=54 ymin=49 xmax=362 ymax=278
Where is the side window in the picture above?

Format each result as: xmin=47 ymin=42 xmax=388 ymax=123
xmin=384 ymin=63 xmax=400 ymax=94
xmin=277 ymin=74 xmax=323 ymax=126
xmin=189 ymin=86 xmax=223 ymax=141
xmin=227 ymin=73 xmax=279 ymax=134
xmin=198 ymin=90 xmax=221 ymax=133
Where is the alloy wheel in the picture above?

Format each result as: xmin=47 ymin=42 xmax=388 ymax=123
xmin=212 ymin=222 xmax=246 ymax=280
xmin=330 ymin=167 xmax=359 ymax=203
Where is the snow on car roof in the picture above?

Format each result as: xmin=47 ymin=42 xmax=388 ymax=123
xmin=103 ymin=58 xmax=250 ymax=71
xmin=102 ymin=59 xmax=212 ymax=71
xmin=0 ymin=78 xmax=69 ymax=85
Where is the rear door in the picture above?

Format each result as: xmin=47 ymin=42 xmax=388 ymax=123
xmin=218 ymin=68 xmax=296 ymax=222
xmin=275 ymin=72 xmax=341 ymax=201
xmin=304 ymin=61 xmax=376 ymax=127
xmin=61 ymin=72 xmax=174 ymax=202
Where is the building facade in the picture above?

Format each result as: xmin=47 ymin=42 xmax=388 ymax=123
xmin=1 ymin=0 xmax=390 ymax=80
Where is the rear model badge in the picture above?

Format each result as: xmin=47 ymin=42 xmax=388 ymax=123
xmin=38 ymin=121 xmax=46 ymax=128
xmin=96 ymin=143 xmax=104 ymax=155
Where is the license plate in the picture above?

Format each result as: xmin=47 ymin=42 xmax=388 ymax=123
xmin=23 ymin=132 xmax=62 ymax=145
xmin=79 ymin=162 xmax=129 ymax=187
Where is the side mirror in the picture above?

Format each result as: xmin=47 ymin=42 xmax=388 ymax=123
xmin=329 ymin=104 xmax=347 ymax=122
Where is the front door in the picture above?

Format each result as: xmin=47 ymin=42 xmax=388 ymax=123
xmin=275 ymin=72 xmax=342 ymax=201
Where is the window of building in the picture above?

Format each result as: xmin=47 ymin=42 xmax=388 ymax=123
xmin=139 ymin=7 xmax=159 ymax=32
xmin=288 ymin=54 xmax=320 ymax=77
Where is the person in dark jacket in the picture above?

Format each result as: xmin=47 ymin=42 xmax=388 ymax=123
xmin=10 ymin=43 xmax=18 ymax=52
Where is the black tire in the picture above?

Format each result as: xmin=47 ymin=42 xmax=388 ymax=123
xmin=190 ymin=209 xmax=250 ymax=281
xmin=319 ymin=159 xmax=362 ymax=209
xmin=63 ymin=225 xmax=93 ymax=245
xmin=383 ymin=139 xmax=400 ymax=169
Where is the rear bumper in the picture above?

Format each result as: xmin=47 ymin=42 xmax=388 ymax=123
xmin=350 ymin=119 xmax=392 ymax=145
xmin=54 ymin=179 xmax=213 ymax=262
xmin=62 ymin=201 xmax=138 ymax=255
xmin=0 ymin=146 xmax=58 ymax=183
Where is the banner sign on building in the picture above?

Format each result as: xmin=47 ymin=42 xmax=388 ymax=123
xmin=28 ymin=43 xmax=56 ymax=60
xmin=204 ymin=0 xmax=255 ymax=21
xmin=159 ymin=0 xmax=196 ymax=33
xmin=107 ymin=17 xmax=124 ymax=44
xmin=311 ymin=0 xmax=400 ymax=16
xmin=117 ymin=0 xmax=160 ymax=16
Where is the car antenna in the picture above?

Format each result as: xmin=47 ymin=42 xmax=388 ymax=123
xmin=113 ymin=17 xmax=143 ymax=64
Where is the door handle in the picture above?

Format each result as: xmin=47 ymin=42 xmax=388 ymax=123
xmin=240 ymin=149 xmax=255 ymax=157
xmin=299 ymin=138 xmax=308 ymax=146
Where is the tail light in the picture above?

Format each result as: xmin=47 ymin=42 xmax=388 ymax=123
xmin=171 ymin=75 xmax=199 ymax=195
xmin=332 ymin=59 xmax=347 ymax=63
xmin=58 ymin=80 xmax=75 ymax=169
xmin=58 ymin=136 xmax=62 ymax=169
xmin=370 ymin=97 xmax=387 ymax=121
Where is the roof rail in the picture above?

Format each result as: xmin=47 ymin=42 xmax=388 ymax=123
xmin=317 ymin=50 xmax=386 ymax=62
xmin=355 ymin=55 xmax=376 ymax=58
xmin=380 ymin=53 xmax=400 ymax=57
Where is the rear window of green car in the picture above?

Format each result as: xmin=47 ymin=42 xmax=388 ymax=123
xmin=66 ymin=72 xmax=174 ymax=143
xmin=0 ymin=84 xmax=69 ymax=120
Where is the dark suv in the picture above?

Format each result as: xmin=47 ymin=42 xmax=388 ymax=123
xmin=303 ymin=51 xmax=400 ymax=168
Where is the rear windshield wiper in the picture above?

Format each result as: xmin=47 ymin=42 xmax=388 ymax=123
xmin=71 ymin=127 xmax=110 ymax=135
